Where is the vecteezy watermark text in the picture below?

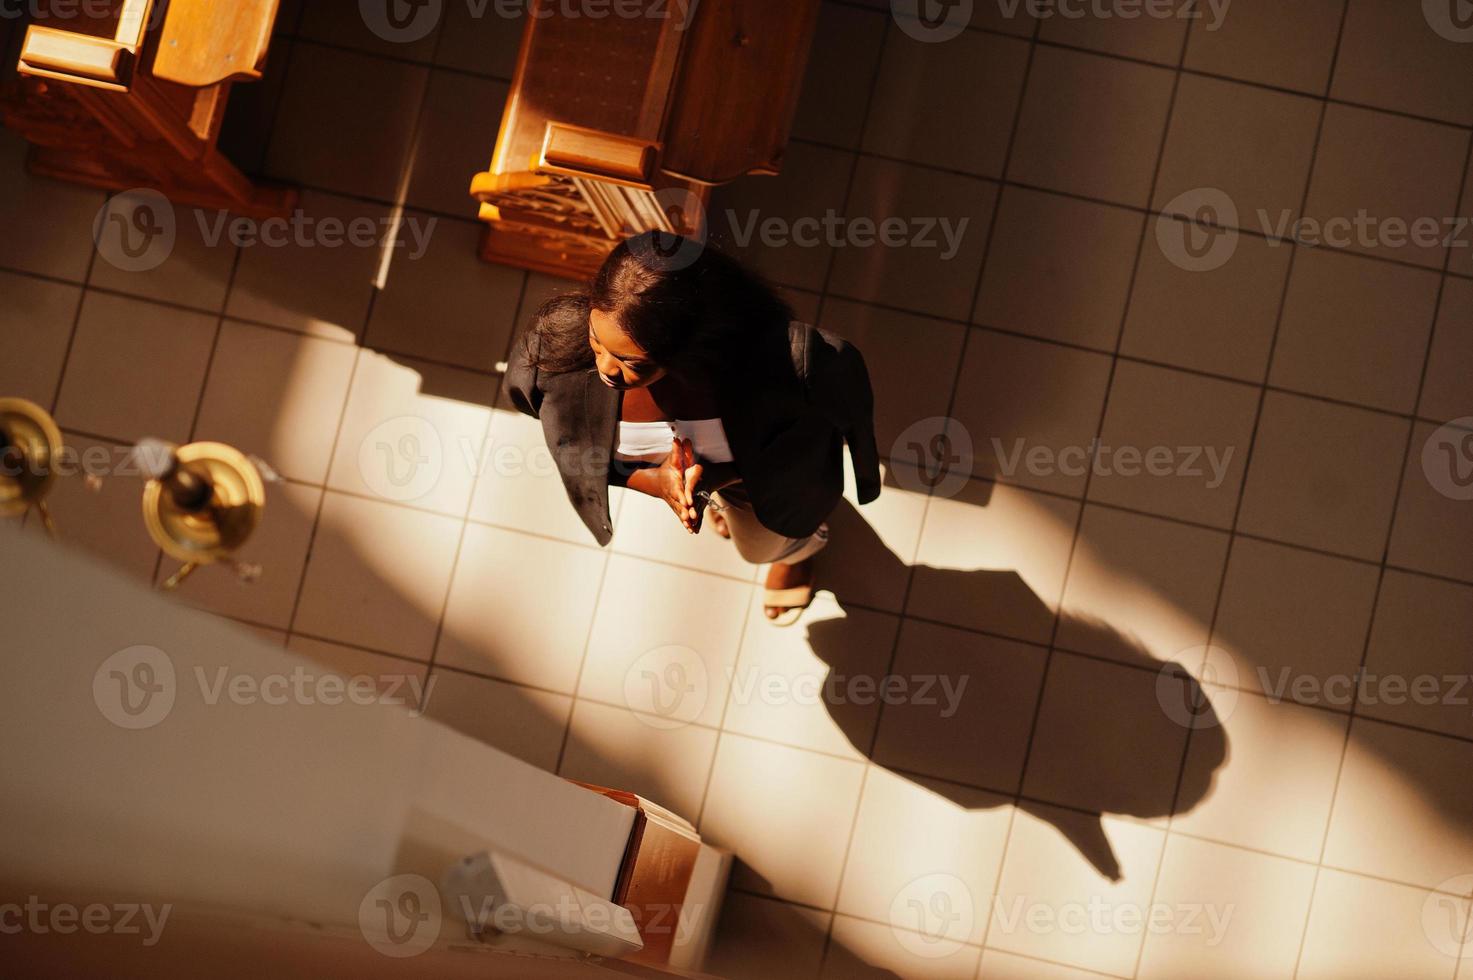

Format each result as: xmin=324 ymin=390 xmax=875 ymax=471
xmin=0 ymin=897 xmax=172 ymax=947
xmin=887 ymin=873 xmax=1236 ymax=960
xmin=193 ymin=211 xmax=436 ymax=260
xmin=93 ymin=646 xmax=434 ymax=730
xmin=93 ymin=189 xmax=438 ymax=273
xmin=358 ymin=873 xmax=702 ymax=958
xmin=1155 ymin=187 xmax=1473 ymax=273
xmin=990 ymin=895 xmax=1235 ymax=945
xmin=998 ymin=0 xmax=1231 ymax=29
xmin=358 ymin=0 xmax=701 ymax=45
xmin=1258 ymin=667 xmax=1473 ymax=713
xmin=992 ymin=438 xmax=1236 ymax=489
xmin=0 ymin=0 xmax=167 ymax=27
xmin=724 ymin=209 xmax=971 ymax=262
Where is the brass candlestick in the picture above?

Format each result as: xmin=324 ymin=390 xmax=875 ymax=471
xmin=0 ymin=397 xmax=63 ymax=536
xmin=135 ymin=439 xmax=266 ymax=590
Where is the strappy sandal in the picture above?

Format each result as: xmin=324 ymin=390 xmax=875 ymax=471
xmin=764 ymin=563 xmax=816 ymax=628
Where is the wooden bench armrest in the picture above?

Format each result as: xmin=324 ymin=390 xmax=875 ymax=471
xmin=19 ymin=26 xmax=132 ymax=88
xmin=152 ymin=0 xmax=281 ymax=88
xmin=539 ymin=122 xmax=658 ymax=187
xmin=18 ymin=0 xmax=157 ymax=89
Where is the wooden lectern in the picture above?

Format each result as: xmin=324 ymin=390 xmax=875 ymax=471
xmin=471 ymin=0 xmax=822 ymax=279
xmin=0 ymin=0 xmax=293 ymax=218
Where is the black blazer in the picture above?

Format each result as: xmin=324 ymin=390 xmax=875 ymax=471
xmin=505 ymin=322 xmax=882 ymax=546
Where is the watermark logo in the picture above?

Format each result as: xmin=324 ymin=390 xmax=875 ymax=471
xmin=1424 ymin=0 xmax=1473 ymax=42
xmin=93 ymin=646 xmax=176 ymax=730
xmin=1156 ymin=647 xmax=1238 ymax=730
xmin=991 ymin=438 xmax=1235 ymax=489
xmin=1256 ymin=667 xmax=1473 ymax=713
xmin=0 ymin=897 xmax=172 ymax=947
xmin=623 ymin=644 xmax=708 ymax=729
xmin=359 ymin=416 xmax=444 ymax=503
xmin=359 ymin=0 xmax=700 ymax=41
xmin=93 ymin=190 xmax=176 ymax=273
xmin=1158 ymin=188 xmax=1471 ymax=272
xmin=628 ymin=186 xmax=709 ymax=272
xmin=991 ymin=895 xmax=1236 ymax=944
xmin=194 ymin=210 xmax=437 ymax=259
xmin=998 ymin=0 xmax=1231 ymax=30
xmin=726 ymin=668 xmax=969 ymax=716
xmin=890 ymin=874 xmax=974 ymax=959
xmin=1422 ymin=875 xmax=1473 ymax=958
xmin=1423 ymin=419 xmax=1473 ymax=502
xmin=892 ymin=0 xmax=973 ymax=42
xmin=94 ymin=195 xmax=437 ymax=272
xmin=361 ymin=0 xmax=444 ymax=42
xmin=360 ymin=874 xmax=442 ymax=957
xmin=0 ymin=0 xmax=169 ymax=29
xmin=1156 ymin=188 xmax=1239 ymax=272
xmin=725 ymin=208 xmax=970 ymax=261
xmin=890 ymin=417 xmax=974 ymax=498
xmin=93 ymin=646 xmax=432 ymax=729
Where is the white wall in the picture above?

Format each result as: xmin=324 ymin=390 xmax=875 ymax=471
xmin=0 ymin=523 xmax=637 ymax=949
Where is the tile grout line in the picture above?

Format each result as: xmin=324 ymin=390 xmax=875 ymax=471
xmin=550 ymin=544 xmax=615 ymax=775
xmin=50 ymin=412 xmax=1473 ymax=750
xmin=43 ymin=207 xmax=101 ymax=419
xmin=1291 ymin=113 xmax=1473 ymax=980
xmin=278 ymin=350 xmax=363 ymax=645
xmin=998 ymin=28 xmax=1188 ymax=969
xmin=688 ymin=579 xmax=762 ymax=830
xmin=275 ymin=2 xmax=436 ymax=654
xmin=44 ymin=407 xmax=1472 ymax=578
xmin=209 ymin=582 xmax=1473 ymax=912
xmin=804 ymin=8 xmax=908 ymax=971
xmin=181 ymin=246 xmax=247 ymax=448
xmin=1141 ymin=0 xmax=1345 ymax=907
xmin=421 ymin=268 xmax=530 ymax=683
xmin=149 ymin=237 xmax=248 ymax=588
xmin=1281 ymin=5 xmax=1384 ymax=975
xmin=277 ymin=618 xmax=1473 ymax=771
xmin=1098 ymin=18 xmax=1211 ymax=977
xmin=508 ymin=263 xmax=626 ymax=776
xmin=771 ymin=144 xmax=1473 ymax=284
xmin=917 ymin=15 xmax=1051 ymax=976
xmin=824 ymin=0 xmax=1473 ymax=132
xmin=29 ymin=253 xmax=1472 ymax=437
xmin=301 ymin=0 xmax=1473 ymax=140
xmin=811 ymin=9 xmax=1047 ymax=974
xmin=29 ymin=257 xmax=1466 ymax=438
xmin=278 ymin=196 xmax=395 ymax=642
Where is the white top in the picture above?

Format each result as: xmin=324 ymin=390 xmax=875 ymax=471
xmin=615 ymin=418 xmax=734 ymax=464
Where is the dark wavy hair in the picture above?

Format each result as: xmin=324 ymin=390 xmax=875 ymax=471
xmin=524 ymin=233 xmax=794 ymax=382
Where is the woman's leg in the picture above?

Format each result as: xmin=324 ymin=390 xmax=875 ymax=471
xmin=710 ymin=485 xmax=829 ymax=565
xmin=711 ymin=485 xmax=827 ymax=622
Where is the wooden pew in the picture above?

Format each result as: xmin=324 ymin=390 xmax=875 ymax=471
xmin=0 ymin=0 xmax=293 ymax=218
xmin=470 ymin=0 xmax=822 ymax=279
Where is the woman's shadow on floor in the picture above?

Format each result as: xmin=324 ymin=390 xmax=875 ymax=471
xmin=803 ymin=495 xmax=1230 ymax=882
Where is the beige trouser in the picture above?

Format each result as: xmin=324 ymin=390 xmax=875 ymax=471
xmin=710 ymin=484 xmax=830 ymax=566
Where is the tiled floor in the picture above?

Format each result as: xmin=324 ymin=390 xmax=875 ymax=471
xmin=3 ymin=2 xmax=1473 ymax=978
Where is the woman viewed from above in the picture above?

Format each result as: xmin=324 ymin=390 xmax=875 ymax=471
xmin=506 ymin=232 xmax=881 ymax=625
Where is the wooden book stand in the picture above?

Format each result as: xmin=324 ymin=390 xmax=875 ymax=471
xmin=470 ymin=0 xmax=822 ymax=279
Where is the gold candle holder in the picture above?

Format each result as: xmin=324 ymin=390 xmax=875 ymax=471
xmin=0 ymin=397 xmax=63 ymax=536
xmin=136 ymin=439 xmax=266 ymax=590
